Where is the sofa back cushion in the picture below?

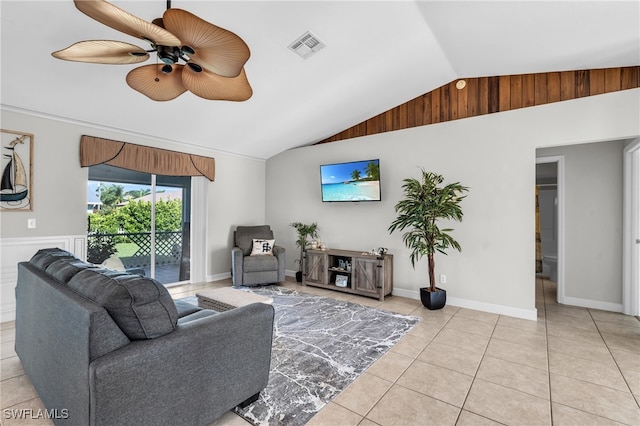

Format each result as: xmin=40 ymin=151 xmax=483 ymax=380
xmin=68 ymin=269 xmax=178 ymax=340
xmin=45 ymin=259 xmax=99 ymax=283
xmin=29 ymin=248 xmax=76 ymax=270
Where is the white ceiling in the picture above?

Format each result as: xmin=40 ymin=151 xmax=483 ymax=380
xmin=2 ymin=1 xmax=639 ymax=160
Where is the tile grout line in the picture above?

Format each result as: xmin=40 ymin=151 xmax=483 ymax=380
xmin=542 ymin=277 xmax=555 ymax=425
xmin=357 ymin=306 xmax=456 ymax=424
xmin=589 ymin=308 xmax=640 ymax=410
xmin=451 ymin=307 xmax=500 ymax=425
xmin=542 ymin=278 xmax=639 ymax=424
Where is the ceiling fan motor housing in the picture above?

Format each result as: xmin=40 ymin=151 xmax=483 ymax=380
xmin=157 ymin=44 xmax=199 ymax=74
xmin=158 ymin=45 xmax=180 ymax=64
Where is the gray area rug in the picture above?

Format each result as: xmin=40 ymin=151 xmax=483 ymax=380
xmin=226 ymin=285 xmax=420 ymax=426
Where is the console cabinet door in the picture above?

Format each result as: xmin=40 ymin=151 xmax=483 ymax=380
xmin=353 ymin=257 xmax=381 ymax=296
xmin=303 ymin=251 xmax=326 ymax=284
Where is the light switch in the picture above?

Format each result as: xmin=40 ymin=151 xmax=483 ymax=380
xmin=27 ymin=218 xmax=36 ymax=228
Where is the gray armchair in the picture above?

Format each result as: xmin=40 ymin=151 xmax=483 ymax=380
xmin=231 ymin=225 xmax=285 ymax=286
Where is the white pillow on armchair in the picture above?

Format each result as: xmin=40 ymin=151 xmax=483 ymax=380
xmin=250 ymin=239 xmax=275 ymax=256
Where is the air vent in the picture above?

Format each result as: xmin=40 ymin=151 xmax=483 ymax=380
xmin=288 ymin=31 xmax=325 ymax=59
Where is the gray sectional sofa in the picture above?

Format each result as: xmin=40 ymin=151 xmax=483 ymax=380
xmin=15 ymin=248 xmax=275 ymax=426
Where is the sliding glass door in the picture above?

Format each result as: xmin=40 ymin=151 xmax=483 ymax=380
xmin=87 ymin=164 xmax=191 ymax=285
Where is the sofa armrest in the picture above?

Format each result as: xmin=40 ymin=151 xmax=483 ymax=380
xmin=273 ymin=246 xmax=285 ymax=282
xmin=89 ymin=302 xmax=274 ymax=426
xmin=231 ymin=246 xmax=244 ymax=286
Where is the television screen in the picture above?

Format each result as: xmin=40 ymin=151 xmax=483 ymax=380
xmin=320 ymin=159 xmax=381 ymax=202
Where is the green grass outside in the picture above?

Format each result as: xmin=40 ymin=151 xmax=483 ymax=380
xmin=116 ymin=242 xmax=138 ymax=258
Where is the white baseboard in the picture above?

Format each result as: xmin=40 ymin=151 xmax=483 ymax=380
xmin=447 ymin=296 xmax=538 ymax=321
xmin=1 ymin=235 xmax=86 ymax=323
xmin=206 ymin=272 xmax=231 ymax=283
xmin=285 ymin=269 xmax=297 ymax=277
xmin=562 ymin=296 xmax=623 ymax=313
xmin=392 ymin=288 xmax=538 ymax=321
xmin=206 ymin=270 xmax=297 ymax=284
xmin=390 ymin=288 xmax=419 ymax=300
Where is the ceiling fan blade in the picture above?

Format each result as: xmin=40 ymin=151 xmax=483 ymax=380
xmin=52 ymin=40 xmax=149 ymax=64
xmin=126 ymin=64 xmax=187 ymax=101
xmin=163 ymin=8 xmax=250 ymax=78
xmin=182 ymin=66 xmax=252 ymax=101
xmin=74 ymin=0 xmax=180 ymax=46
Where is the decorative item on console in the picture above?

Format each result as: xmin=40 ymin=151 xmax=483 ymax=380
xmin=365 ymin=247 xmax=387 ymax=256
xmin=336 ymin=259 xmax=351 ymax=271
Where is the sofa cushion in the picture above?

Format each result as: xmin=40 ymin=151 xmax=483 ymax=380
xmin=174 ymin=299 xmax=202 ymax=318
xmin=45 ymin=258 xmax=98 ymax=284
xmin=67 ymin=269 xmax=178 ymax=340
xmin=29 ymin=248 xmax=76 ymax=270
xmin=243 ymin=254 xmax=278 ymax=272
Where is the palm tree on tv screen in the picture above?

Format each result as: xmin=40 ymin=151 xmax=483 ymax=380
xmin=366 ymin=161 xmax=380 ymax=181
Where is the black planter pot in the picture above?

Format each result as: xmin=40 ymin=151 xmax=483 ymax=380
xmin=420 ymin=287 xmax=446 ymax=310
xmin=295 ymin=271 xmax=303 ymax=282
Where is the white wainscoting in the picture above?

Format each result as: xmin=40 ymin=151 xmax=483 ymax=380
xmin=0 ymin=235 xmax=86 ymax=323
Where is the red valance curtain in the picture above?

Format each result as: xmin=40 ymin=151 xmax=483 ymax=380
xmin=79 ymin=135 xmax=215 ymax=181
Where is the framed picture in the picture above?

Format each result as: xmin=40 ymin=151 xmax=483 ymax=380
xmin=335 ymin=274 xmax=348 ymax=287
xmin=1 ymin=129 xmax=33 ymax=211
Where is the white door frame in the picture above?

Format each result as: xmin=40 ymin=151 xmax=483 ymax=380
xmin=623 ymin=138 xmax=640 ymax=316
xmin=536 ymin=155 xmax=565 ymax=304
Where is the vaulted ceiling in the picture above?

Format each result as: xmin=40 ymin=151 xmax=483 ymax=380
xmin=1 ymin=1 xmax=639 ymax=160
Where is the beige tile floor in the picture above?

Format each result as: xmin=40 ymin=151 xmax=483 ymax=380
xmin=1 ymin=277 xmax=639 ymax=425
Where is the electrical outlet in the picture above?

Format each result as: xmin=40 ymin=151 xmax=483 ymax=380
xmin=27 ymin=218 xmax=36 ymax=229
xmin=439 ymin=274 xmax=446 ymax=284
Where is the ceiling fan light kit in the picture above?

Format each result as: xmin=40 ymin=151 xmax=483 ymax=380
xmin=52 ymin=0 xmax=252 ymax=102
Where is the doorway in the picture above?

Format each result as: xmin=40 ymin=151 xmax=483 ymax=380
xmin=536 ymin=156 xmax=565 ymax=304
xmin=87 ymin=164 xmax=191 ymax=285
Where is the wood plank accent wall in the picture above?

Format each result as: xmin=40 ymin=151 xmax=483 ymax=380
xmin=317 ymin=66 xmax=639 ymax=144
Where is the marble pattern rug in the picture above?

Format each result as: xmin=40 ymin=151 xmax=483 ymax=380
xmin=231 ymin=285 xmax=420 ymax=426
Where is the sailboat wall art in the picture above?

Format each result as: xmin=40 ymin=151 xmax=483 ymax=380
xmin=1 ymin=129 xmax=33 ymax=211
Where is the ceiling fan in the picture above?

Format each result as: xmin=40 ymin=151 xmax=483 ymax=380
xmin=52 ymin=0 xmax=252 ymax=102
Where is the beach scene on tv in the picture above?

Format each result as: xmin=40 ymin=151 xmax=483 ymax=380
xmin=321 ymin=159 xmax=381 ymax=202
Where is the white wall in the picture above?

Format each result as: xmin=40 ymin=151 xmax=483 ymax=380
xmin=1 ymin=112 xmax=89 ymax=238
xmin=266 ymin=89 xmax=640 ymax=319
xmin=538 ymin=188 xmax=557 ymax=258
xmin=207 ymin=153 xmax=266 ymax=278
xmin=0 ymin=109 xmax=266 ymax=320
xmin=537 ymin=140 xmax=626 ymax=309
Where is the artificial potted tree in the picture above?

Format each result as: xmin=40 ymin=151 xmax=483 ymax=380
xmin=388 ymin=169 xmax=468 ymax=310
xmin=290 ymin=222 xmax=319 ymax=282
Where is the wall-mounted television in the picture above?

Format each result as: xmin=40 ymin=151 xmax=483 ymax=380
xmin=320 ymin=159 xmax=381 ymax=202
